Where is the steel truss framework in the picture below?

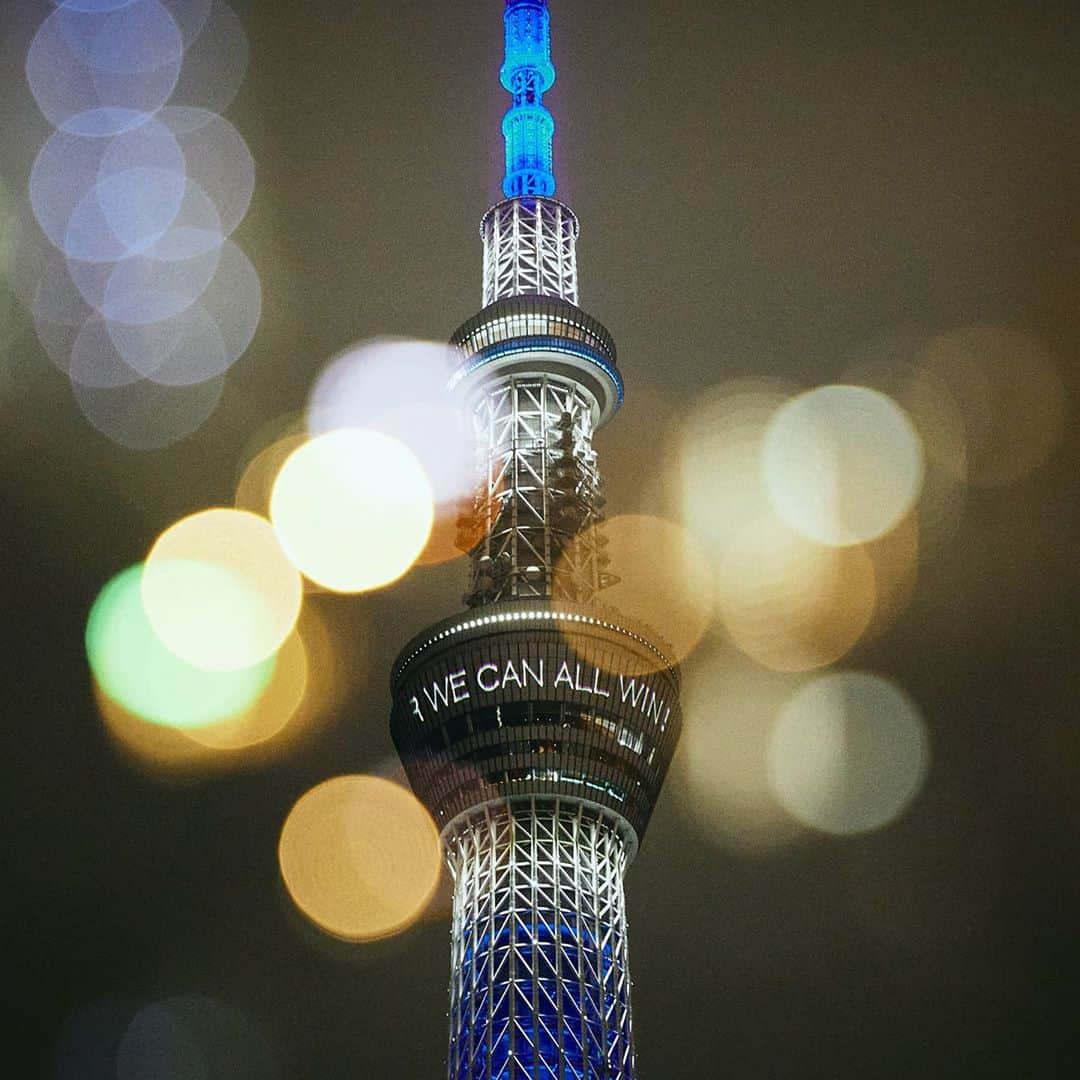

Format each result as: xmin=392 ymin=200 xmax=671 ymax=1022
xmin=482 ymin=197 xmax=580 ymax=306
xmin=446 ymin=800 xmax=634 ymax=1079
xmin=463 ymin=375 xmax=608 ymax=607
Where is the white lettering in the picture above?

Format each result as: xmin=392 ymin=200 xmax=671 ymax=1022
xmin=520 ymin=657 xmax=544 ymax=688
xmin=618 ymin=675 xmax=648 ymax=709
xmin=423 ymin=677 xmax=451 ymax=713
xmin=592 ymin=667 xmax=611 ymax=697
xmin=476 ymin=662 xmax=500 ymax=692
xmin=502 ymin=658 xmax=523 ymax=689
xmin=554 ymin=661 xmax=574 ymax=689
xmin=410 ymin=696 xmax=424 ymax=722
xmin=449 ymin=669 xmax=470 ymax=703
xmin=647 ymin=689 xmax=665 ymax=723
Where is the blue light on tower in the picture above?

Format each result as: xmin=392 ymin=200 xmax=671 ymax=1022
xmin=501 ymin=0 xmax=557 ymax=197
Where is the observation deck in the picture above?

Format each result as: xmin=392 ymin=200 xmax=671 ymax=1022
xmin=389 ymin=601 xmax=681 ymax=851
xmin=449 ymin=294 xmax=622 ymax=428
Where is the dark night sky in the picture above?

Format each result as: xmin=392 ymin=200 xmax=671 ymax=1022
xmin=2 ymin=1 xmax=1079 ymax=1076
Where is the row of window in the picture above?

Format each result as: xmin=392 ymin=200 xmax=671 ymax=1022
xmin=415 ymin=702 xmax=655 ymax=765
xmin=454 ymin=313 xmax=614 ymax=363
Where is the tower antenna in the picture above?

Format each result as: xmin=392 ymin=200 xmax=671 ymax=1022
xmin=501 ymin=0 xmax=558 ymax=197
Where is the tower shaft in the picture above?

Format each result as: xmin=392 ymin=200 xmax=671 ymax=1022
xmin=462 ymin=375 xmax=606 ymax=607
xmin=447 ymin=800 xmax=633 ymax=1079
xmin=481 ymin=197 xmax=579 ymax=308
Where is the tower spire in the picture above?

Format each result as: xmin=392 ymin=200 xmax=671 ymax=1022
xmin=500 ymin=0 xmax=557 ymax=197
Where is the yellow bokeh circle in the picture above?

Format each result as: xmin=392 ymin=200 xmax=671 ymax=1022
xmin=917 ymin=325 xmax=1066 ymax=488
xmin=143 ymin=509 xmax=303 ymax=672
xmin=278 ymin=775 xmax=442 ymax=942
xmin=715 ymin=515 xmax=877 ymax=672
xmin=182 ymin=628 xmax=309 ymax=751
xmin=270 ymin=429 xmax=434 ymax=593
xmin=94 ymin=605 xmax=338 ymax=779
xmin=559 ymin=514 xmax=713 ymax=675
xmin=235 ymin=433 xmax=308 ymax=520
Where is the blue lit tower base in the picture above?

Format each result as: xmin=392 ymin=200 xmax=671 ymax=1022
xmin=389 ymin=4 xmax=680 ymax=1077
xmin=446 ymin=800 xmax=633 ymax=1078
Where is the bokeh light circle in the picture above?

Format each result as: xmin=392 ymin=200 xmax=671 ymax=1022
xmin=95 ymin=685 xmax=219 ymax=776
xmin=68 ymin=313 xmax=143 ymax=387
xmin=94 ymin=606 xmax=336 ymax=777
xmin=917 ymin=325 xmax=1066 ymax=487
xmin=860 ymin=511 xmax=920 ymax=643
xmin=167 ymin=4 xmax=250 ymax=121
xmin=763 ymin=385 xmax=925 ymax=546
xmin=51 ymin=2 xmax=142 ymax=12
xmin=72 ymin=371 xmax=223 ymax=449
xmin=837 ymin=340 xmax=968 ymax=557
xmin=674 ymin=649 xmax=806 ymax=854
xmin=28 ymin=247 xmax=93 ymax=343
xmin=157 ymin=107 xmax=256 ymax=239
xmin=143 ymin=508 xmax=302 ymax=672
xmin=117 ymin=994 xmax=279 ymax=1080
xmin=235 ymin=432 xmax=308 ymax=519
xmin=87 ymin=564 xmax=273 ymax=729
xmin=715 ymin=515 xmax=877 ymax=672
xmin=181 ymin=628 xmax=308 ymax=751
xmin=678 ymin=376 xmax=799 ymax=555
xmin=29 ymin=120 xmax=186 ymax=263
xmin=106 ymin=239 xmax=261 ymax=384
xmin=767 ymin=671 xmax=930 ymax=835
xmin=561 ymin=514 xmax=713 ymax=674
xmin=278 ymin=775 xmax=442 ymax=942
xmin=66 ymin=210 xmax=225 ymax=326
xmin=160 ymin=0 xmax=215 ymax=47
xmin=26 ymin=4 xmax=183 ymax=136
xmin=307 ymin=338 xmax=477 ymax=510
xmin=270 ymin=429 xmax=434 ymax=593
xmin=58 ymin=0 xmax=185 ymax=75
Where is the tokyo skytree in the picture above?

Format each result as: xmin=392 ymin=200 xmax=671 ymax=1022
xmin=390 ymin=3 xmax=681 ymax=1076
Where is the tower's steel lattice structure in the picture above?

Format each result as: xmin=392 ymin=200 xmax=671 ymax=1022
xmin=390 ymin=4 xmax=680 ymax=1076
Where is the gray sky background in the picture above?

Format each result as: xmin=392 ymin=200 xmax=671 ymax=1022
xmin=2 ymin=1 xmax=1078 ymax=1075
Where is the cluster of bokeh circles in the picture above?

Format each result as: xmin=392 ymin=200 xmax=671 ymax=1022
xmin=662 ymin=328 xmax=1066 ymax=852
xmin=19 ymin=0 xmax=258 ymax=448
xmin=85 ymin=337 xmax=474 ymax=939
xmin=79 ymin=311 xmax=1068 ymax=938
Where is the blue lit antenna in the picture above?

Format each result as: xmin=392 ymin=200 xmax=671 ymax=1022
xmin=500 ymin=0 xmax=557 ymax=197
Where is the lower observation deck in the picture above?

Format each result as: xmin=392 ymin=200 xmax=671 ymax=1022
xmin=389 ymin=601 xmax=681 ymax=850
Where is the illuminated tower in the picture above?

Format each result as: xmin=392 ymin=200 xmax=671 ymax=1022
xmin=390 ymin=3 xmax=680 ymax=1076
